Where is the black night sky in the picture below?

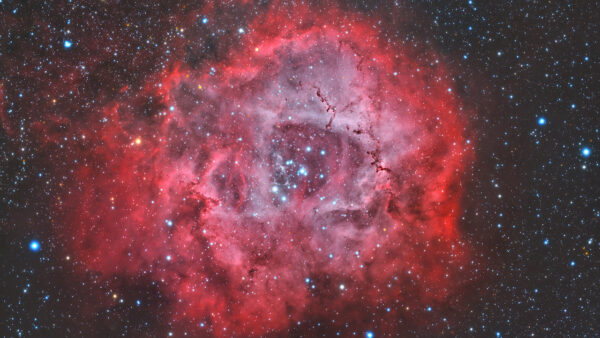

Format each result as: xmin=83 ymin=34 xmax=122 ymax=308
xmin=1 ymin=1 xmax=598 ymax=337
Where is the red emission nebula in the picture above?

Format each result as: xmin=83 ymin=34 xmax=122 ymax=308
xmin=37 ymin=3 xmax=475 ymax=336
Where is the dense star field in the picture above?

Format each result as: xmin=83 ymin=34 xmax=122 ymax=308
xmin=1 ymin=0 xmax=598 ymax=337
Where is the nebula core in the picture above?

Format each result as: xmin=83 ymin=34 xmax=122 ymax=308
xmin=34 ymin=3 xmax=473 ymax=336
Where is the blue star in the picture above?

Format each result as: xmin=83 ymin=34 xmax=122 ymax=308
xmin=202 ymin=17 xmax=209 ymax=24
xmin=365 ymin=332 xmax=374 ymax=338
xmin=537 ymin=117 xmax=546 ymax=125
xmin=581 ymin=147 xmax=591 ymax=157
xmin=63 ymin=40 xmax=72 ymax=49
xmin=29 ymin=240 xmax=41 ymax=252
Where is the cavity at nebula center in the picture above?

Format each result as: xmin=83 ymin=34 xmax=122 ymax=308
xmin=61 ymin=8 xmax=472 ymax=335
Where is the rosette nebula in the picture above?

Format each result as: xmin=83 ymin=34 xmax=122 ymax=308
xmin=38 ymin=3 xmax=474 ymax=336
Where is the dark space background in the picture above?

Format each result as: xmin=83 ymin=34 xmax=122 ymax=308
xmin=1 ymin=0 xmax=598 ymax=337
